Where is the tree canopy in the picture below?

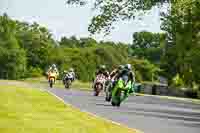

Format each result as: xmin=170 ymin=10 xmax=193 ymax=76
xmin=67 ymin=0 xmax=200 ymax=88
xmin=66 ymin=0 xmax=169 ymax=34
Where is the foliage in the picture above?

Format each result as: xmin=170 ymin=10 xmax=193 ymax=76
xmin=66 ymin=0 xmax=169 ymax=34
xmin=26 ymin=67 xmax=43 ymax=78
xmin=49 ymin=44 xmax=128 ymax=81
xmin=0 ymin=14 xmax=133 ymax=81
xmin=2 ymin=0 xmax=199 ymax=91
xmin=66 ymin=0 xmax=200 ymax=89
xmin=0 ymin=47 xmax=27 ymax=79
xmin=161 ymin=0 xmax=200 ymax=87
xmin=130 ymin=31 xmax=166 ymax=63
xmin=0 ymin=14 xmax=27 ymax=79
xmin=128 ymin=58 xmax=161 ymax=82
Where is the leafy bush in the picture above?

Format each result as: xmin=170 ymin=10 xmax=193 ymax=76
xmin=129 ymin=58 xmax=161 ymax=82
xmin=0 ymin=47 xmax=27 ymax=79
xmin=26 ymin=67 xmax=43 ymax=78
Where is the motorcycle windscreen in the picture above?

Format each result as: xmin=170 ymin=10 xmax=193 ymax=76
xmin=121 ymin=75 xmax=129 ymax=84
xmin=67 ymin=73 xmax=74 ymax=79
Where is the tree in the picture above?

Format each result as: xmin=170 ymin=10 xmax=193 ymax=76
xmin=66 ymin=0 xmax=169 ymax=34
xmin=130 ymin=31 xmax=166 ymax=63
xmin=161 ymin=0 xmax=200 ymax=87
xmin=60 ymin=36 xmax=78 ymax=48
xmin=128 ymin=58 xmax=161 ymax=82
xmin=0 ymin=14 xmax=27 ymax=79
xmin=79 ymin=37 xmax=97 ymax=47
xmin=16 ymin=21 xmax=55 ymax=69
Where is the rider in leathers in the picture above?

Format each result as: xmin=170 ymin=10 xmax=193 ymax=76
xmin=110 ymin=65 xmax=124 ymax=80
xmin=63 ymin=68 xmax=76 ymax=84
xmin=116 ymin=64 xmax=135 ymax=84
xmin=93 ymin=65 xmax=109 ymax=89
xmin=47 ymin=64 xmax=59 ymax=82
xmin=109 ymin=65 xmax=125 ymax=90
xmin=112 ymin=64 xmax=135 ymax=102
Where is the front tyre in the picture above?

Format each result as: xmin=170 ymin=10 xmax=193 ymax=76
xmin=94 ymin=91 xmax=99 ymax=96
xmin=94 ymin=84 xmax=102 ymax=96
xmin=111 ymin=88 xmax=121 ymax=107
xmin=105 ymin=91 xmax=112 ymax=102
xmin=111 ymin=101 xmax=116 ymax=106
xmin=49 ymin=79 xmax=53 ymax=88
xmin=65 ymin=79 xmax=71 ymax=89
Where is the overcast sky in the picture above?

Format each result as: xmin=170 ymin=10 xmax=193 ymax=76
xmin=0 ymin=0 xmax=163 ymax=43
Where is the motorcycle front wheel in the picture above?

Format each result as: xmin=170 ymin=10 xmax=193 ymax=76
xmin=94 ymin=84 xmax=102 ymax=96
xmin=111 ymin=88 xmax=121 ymax=107
xmin=105 ymin=87 xmax=112 ymax=102
xmin=49 ymin=79 xmax=53 ymax=88
xmin=65 ymin=80 xmax=71 ymax=89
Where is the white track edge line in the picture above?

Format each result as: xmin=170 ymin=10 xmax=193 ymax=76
xmin=45 ymin=88 xmax=143 ymax=133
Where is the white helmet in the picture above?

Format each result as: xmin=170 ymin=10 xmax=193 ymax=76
xmin=125 ymin=64 xmax=131 ymax=70
xmin=52 ymin=64 xmax=56 ymax=68
xmin=69 ymin=68 xmax=74 ymax=72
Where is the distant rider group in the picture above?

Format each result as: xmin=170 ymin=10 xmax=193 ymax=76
xmin=46 ymin=63 xmax=136 ymax=106
xmin=46 ymin=64 xmax=75 ymax=89
xmin=93 ymin=64 xmax=135 ymax=106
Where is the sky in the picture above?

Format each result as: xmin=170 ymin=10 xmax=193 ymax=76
xmin=0 ymin=0 xmax=163 ymax=43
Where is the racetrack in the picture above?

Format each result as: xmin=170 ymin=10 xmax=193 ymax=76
xmin=47 ymin=87 xmax=200 ymax=133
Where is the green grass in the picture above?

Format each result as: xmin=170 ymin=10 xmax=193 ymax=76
xmin=23 ymin=77 xmax=92 ymax=91
xmin=0 ymin=84 xmax=138 ymax=133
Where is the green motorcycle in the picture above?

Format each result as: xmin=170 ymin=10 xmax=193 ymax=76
xmin=111 ymin=77 xmax=134 ymax=107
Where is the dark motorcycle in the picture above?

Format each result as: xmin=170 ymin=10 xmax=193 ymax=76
xmin=104 ymin=77 xmax=114 ymax=102
xmin=63 ymin=73 xmax=74 ymax=89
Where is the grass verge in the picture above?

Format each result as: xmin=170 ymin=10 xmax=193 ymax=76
xmin=24 ymin=77 xmax=92 ymax=91
xmin=0 ymin=84 xmax=139 ymax=133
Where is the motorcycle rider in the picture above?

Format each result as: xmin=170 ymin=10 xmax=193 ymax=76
xmin=63 ymin=68 xmax=76 ymax=83
xmin=116 ymin=64 xmax=135 ymax=84
xmin=110 ymin=65 xmax=124 ymax=80
xmin=112 ymin=64 xmax=135 ymax=103
xmin=93 ymin=65 xmax=109 ymax=89
xmin=108 ymin=65 xmax=125 ymax=90
xmin=95 ymin=65 xmax=109 ymax=78
xmin=104 ymin=65 xmax=124 ymax=101
xmin=47 ymin=64 xmax=59 ymax=82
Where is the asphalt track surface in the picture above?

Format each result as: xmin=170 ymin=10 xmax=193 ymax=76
xmin=47 ymin=87 xmax=200 ymax=133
